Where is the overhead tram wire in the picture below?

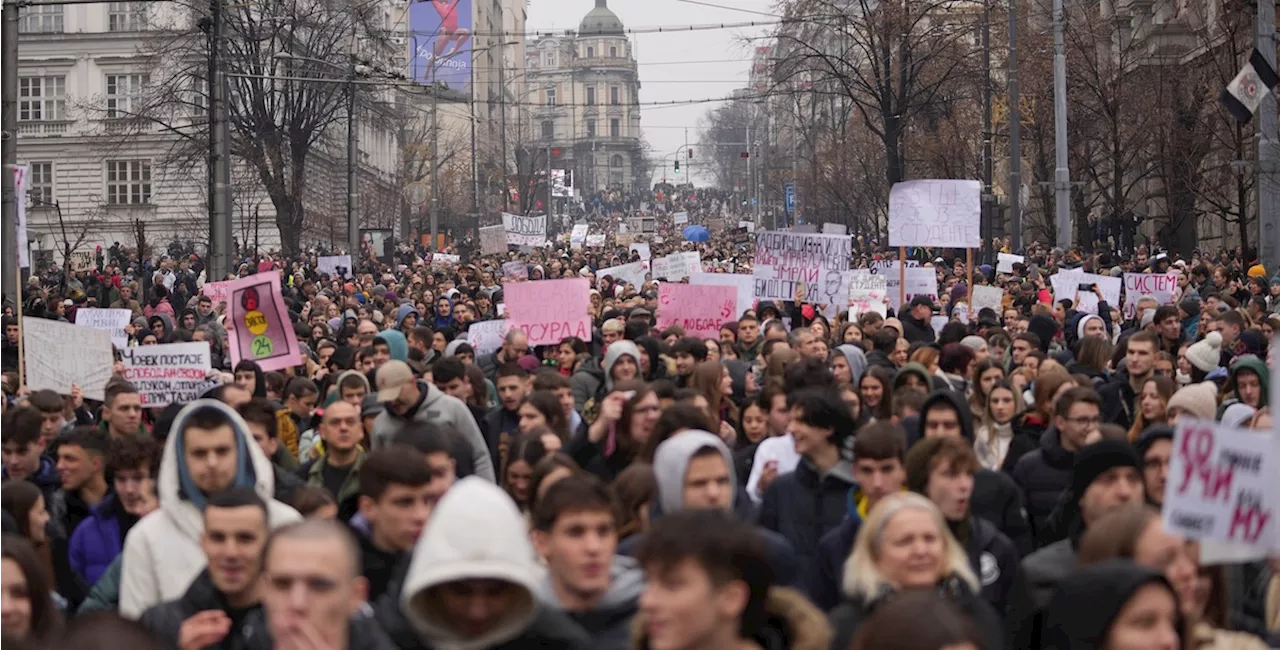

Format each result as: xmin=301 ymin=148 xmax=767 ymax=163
xmin=402 ymin=15 xmax=847 ymax=39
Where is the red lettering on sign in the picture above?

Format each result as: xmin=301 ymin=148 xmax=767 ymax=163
xmin=1177 ymin=426 xmax=1234 ymax=501
xmin=1228 ymin=500 xmax=1271 ymax=544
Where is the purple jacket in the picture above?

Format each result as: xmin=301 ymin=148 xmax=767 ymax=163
xmin=68 ymin=494 xmax=124 ymax=586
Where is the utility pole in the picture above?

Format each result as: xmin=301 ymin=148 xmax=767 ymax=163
xmin=499 ymin=47 xmax=508 ymax=212
xmin=981 ymin=0 xmax=994 ymax=263
xmin=1258 ymin=0 xmax=1278 ymax=272
xmin=346 ymin=56 xmax=359 ymax=257
xmin=208 ymin=0 xmax=233 ymax=280
xmin=429 ymin=81 xmax=439 ymax=251
xmin=1052 ymin=0 xmax=1071 ymax=249
xmin=684 ymin=127 xmax=689 ymax=185
xmin=1008 ymin=0 xmax=1022 ymax=253
xmin=545 ymin=144 xmax=554 ymax=230
xmin=2 ymin=0 xmax=18 ymax=299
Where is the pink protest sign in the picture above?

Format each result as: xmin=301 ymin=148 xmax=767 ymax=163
xmin=201 ymin=280 xmax=233 ymax=309
xmin=656 ymin=283 xmax=737 ymax=339
xmin=225 ymin=273 xmax=302 ymax=372
xmin=503 ymin=278 xmax=592 ymax=345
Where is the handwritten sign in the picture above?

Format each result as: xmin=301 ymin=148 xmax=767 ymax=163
xmin=22 ymin=317 xmax=113 ymax=400
xmin=317 ymin=255 xmax=352 ymax=279
xmin=652 ymin=252 xmax=701 ymax=281
xmin=1123 ymin=273 xmax=1178 ymax=319
xmin=629 ymin=243 xmax=651 ymax=261
xmin=597 ymin=261 xmax=649 ymax=289
xmin=119 ymin=342 xmax=214 ymax=406
xmin=586 ymin=233 xmax=607 ymax=247
xmin=503 ymin=278 xmax=592 ymax=345
xmin=1162 ymin=420 xmax=1279 ymax=551
xmin=997 ymin=252 xmax=1024 ymax=274
xmin=822 ymin=223 xmax=847 ymax=235
xmin=502 ymin=213 xmax=546 ymax=246
xmin=466 ymin=319 xmax=510 ymax=356
xmin=930 ymin=315 xmax=950 ymax=338
xmin=479 ymin=225 xmax=507 ymax=256
xmin=970 ymin=285 xmax=1004 ymax=315
xmin=501 ymin=261 xmax=528 ymax=281
xmin=847 ymin=272 xmax=888 ymax=319
xmin=689 ymin=273 xmax=756 ymax=318
xmin=1051 ymin=269 xmax=1121 ymax=315
xmin=752 ymin=231 xmax=852 ymax=301
xmin=657 ymin=284 xmax=736 ymax=339
xmin=431 ymin=253 xmax=460 ymax=267
xmin=570 ymin=224 xmax=589 ymax=249
xmin=869 ymin=259 xmax=920 ymax=275
xmin=673 ymin=211 xmax=689 ymax=225
xmin=872 ymin=263 xmax=939 ymax=312
xmin=888 ymin=180 xmax=981 ymax=248
xmin=202 ymin=280 xmax=233 ymax=310
xmin=225 ymin=273 xmax=302 ymax=372
xmin=738 ymin=220 xmax=755 ymax=233
xmin=75 ymin=308 xmax=131 ymax=350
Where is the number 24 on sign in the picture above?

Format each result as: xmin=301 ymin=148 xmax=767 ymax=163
xmin=1177 ymin=425 xmax=1271 ymax=544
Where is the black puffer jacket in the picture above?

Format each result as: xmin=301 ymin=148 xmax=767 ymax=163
xmin=1010 ymin=427 xmax=1075 ymax=546
xmin=758 ymin=459 xmax=857 ymax=588
xmin=139 ymin=570 xmax=270 ymax=650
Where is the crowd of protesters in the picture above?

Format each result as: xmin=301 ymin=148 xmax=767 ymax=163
xmin=1 ymin=193 xmax=1279 ymax=650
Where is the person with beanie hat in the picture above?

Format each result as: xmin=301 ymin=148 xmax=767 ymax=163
xmin=1179 ymin=295 xmax=1202 ymax=341
xmin=1007 ymin=439 xmax=1144 ymax=650
xmin=903 ymin=436 xmax=1020 ymax=614
xmin=1134 ymin=424 xmax=1174 ymax=507
xmin=1043 ymin=560 xmax=1187 ymax=650
xmin=1215 ymin=356 xmax=1269 ymax=419
xmin=1185 ymin=331 xmax=1222 ymax=381
xmin=1166 ymin=381 xmax=1219 ymax=423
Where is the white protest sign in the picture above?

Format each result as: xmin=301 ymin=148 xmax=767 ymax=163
xmin=673 ymin=211 xmax=689 ymax=225
xmin=752 ymin=231 xmax=852 ymax=301
xmin=317 ymin=255 xmax=353 ymax=279
xmin=502 ymin=212 xmax=547 ymax=246
xmin=689 ymin=273 xmax=756 ymax=318
xmin=930 ymin=315 xmax=950 ymax=337
xmin=597 ymin=261 xmax=650 ymax=289
xmin=1052 ymin=269 xmax=1120 ymax=315
xmin=75 ymin=308 xmax=131 ymax=350
xmin=1162 ymin=420 xmax=1279 ymax=552
xmin=738 ymin=220 xmax=755 ymax=232
xmin=888 ymin=179 xmax=981 ymax=248
xmin=570 ymin=224 xmax=589 ymax=249
xmin=629 ymin=243 xmax=651 ymax=261
xmin=22 ymin=317 xmax=113 ymax=400
xmin=970 ymin=285 xmax=1004 ymax=315
xmin=586 ymin=234 xmax=607 ymax=247
xmin=431 ymin=253 xmax=460 ymax=267
xmin=869 ymin=259 xmax=920 ymax=274
xmin=822 ymin=223 xmax=847 ymax=235
xmin=501 ymin=261 xmax=528 ymax=281
xmin=479 ymin=225 xmax=507 ymax=256
xmin=872 ymin=263 xmax=939 ymax=312
xmin=119 ymin=342 xmax=214 ymax=406
xmin=467 ymin=320 xmax=510 ymax=356
xmin=652 ymin=252 xmax=701 ymax=281
xmin=847 ymin=271 xmax=887 ymax=319
xmin=996 ymin=252 xmax=1024 ymax=273
xmin=1123 ymin=273 xmax=1178 ymax=320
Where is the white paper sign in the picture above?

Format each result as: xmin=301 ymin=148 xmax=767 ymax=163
xmin=930 ymin=315 xmax=950 ymax=337
xmin=996 ymin=252 xmax=1024 ymax=273
xmin=586 ymin=234 xmax=607 ymax=247
xmin=431 ymin=253 xmax=460 ymax=267
xmin=873 ymin=263 xmax=940 ymax=312
xmin=970 ymin=285 xmax=1004 ymax=315
xmin=673 ymin=212 xmax=689 ymax=225
xmin=119 ymin=342 xmax=214 ymax=406
xmin=652 ymin=252 xmax=701 ymax=281
xmin=467 ymin=320 xmax=510 ymax=356
xmin=597 ymin=261 xmax=650 ymax=289
xmin=1123 ymin=273 xmax=1178 ymax=319
xmin=75 ymin=308 xmax=132 ymax=350
xmin=317 ymin=255 xmax=353 ymax=279
xmin=570 ymin=224 xmax=589 ymax=249
xmin=888 ymin=179 xmax=981 ymax=248
xmin=689 ymin=273 xmax=756 ymax=318
xmin=479 ymin=225 xmax=507 ymax=256
xmin=629 ymin=243 xmax=651 ymax=261
xmin=22 ymin=317 xmax=113 ymax=401
xmin=1051 ymin=269 xmax=1121 ymax=315
xmin=738 ymin=220 xmax=755 ymax=233
xmin=752 ymin=231 xmax=852 ymax=301
xmin=847 ymin=271 xmax=888 ymax=319
xmin=502 ymin=213 xmax=547 ymax=246
xmin=822 ymin=223 xmax=847 ymax=235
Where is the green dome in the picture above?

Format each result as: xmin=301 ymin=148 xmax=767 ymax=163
xmin=579 ymin=0 xmax=623 ymax=35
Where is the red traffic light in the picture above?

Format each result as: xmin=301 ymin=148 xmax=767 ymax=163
xmin=739 ymin=152 xmax=750 ymax=158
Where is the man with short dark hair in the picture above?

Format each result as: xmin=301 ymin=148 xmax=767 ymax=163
xmin=356 ymin=445 xmax=435 ymax=601
xmin=52 ymin=426 xmax=113 ymax=536
xmin=434 ymin=357 xmax=496 ymax=460
xmin=238 ymin=398 xmax=304 ymax=501
xmin=485 ymin=362 xmax=529 ymax=468
xmin=101 ymin=379 xmax=146 ymax=438
xmin=737 ymin=315 xmax=762 ymax=362
xmin=298 ymin=401 xmax=366 ymax=513
xmin=1 ymin=406 xmax=60 ymax=499
xmin=670 ymin=337 xmax=707 ymax=388
xmin=69 ymin=434 xmax=160 ymax=586
xmin=1099 ymin=330 xmax=1157 ymax=431
xmin=1012 ymin=386 xmax=1103 ymax=544
xmin=864 ymin=328 xmax=899 ymax=371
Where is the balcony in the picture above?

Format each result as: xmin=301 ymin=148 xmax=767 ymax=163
xmin=17 ymin=121 xmax=72 ymax=137
xmin=572 ymin=57 xmax=637 ymax=72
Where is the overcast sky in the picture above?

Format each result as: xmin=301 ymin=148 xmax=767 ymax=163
xmin=526 ymin=0 xmax=777 ymax=185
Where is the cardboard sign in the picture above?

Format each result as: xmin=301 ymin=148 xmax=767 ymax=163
xmin=847 ymin=271 xmax=888 ymax=319
xmin=22 ymin=317 xmax=113 ymax=400
xmin=996 ymin=252 xmax=1024 ymax=273
xmin=119 ymin=342 xmax=215 ymax=406
xmin=503 ymin=278 xmax=592 ymax=345
xmin=570 ymin=224 xmax=589 ymax=249
xmin=888 ymin=179 xmax=981 ymax=248
xmin=317 ymin=255 xmax=353 ymax=279
xmin=501 ymin=261 xmax=528 ymax=281
xmin=673 ymin=211 xmax=689 ymax=225
xmin=1123 ymin=273 xmax=1178 ymax=319
xmin=629 ymin=243 xmax=651 ymax=261
xmin=1162 ymin=420 xmax=1279 ymax=552
xmin=75 ymin=308 xmax=131 ymax=350
xmin=752 ymin=231 xmax=852 ymax=301
xmin=502 ymin=213 xmax=546 ymax=246
xmin=689 ymin=273 xmax=756 ymax=318
xmin=479 ymin=225 xmax=507 ymax=256
xmin=657 ymin=284 xmax=737 ymax=338
xmin=652 ymin=252 xmax=701 ymax=281
xmin=597 ymin=261 xmax=649 ymax=289
xmin=586 ymin=233 xmax=607 ymax=247
xmin=225 ymin=273 xmax=302 ymax=372
xmin=466 ymin=319 xmax=510 ymax=356
xmin=970 ymin=285 xmax=1004 ymax=315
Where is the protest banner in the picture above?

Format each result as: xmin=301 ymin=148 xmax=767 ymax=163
xmin=689 ymin=273 xmax=756 ymax=318
xmin=847 ymin=271 xmax=888 ymax=319
xmin=586 ymin=233 xmax=607 ymax=247
xmin=479 ymin=225 xmax=507 ymax=256
xmin=119 ymin=342 xmax=215 ymax=406
xmin=22 ymin=317 xmax=113 ymax=400
xmin=887 ymin=179 xmax=981 ymax=248
xmin=869 ymin=259 xmax=920 ymax=274
xmin=657 ymin=284 xmax=737 ymax=339
xmin=1123 ymin=272 xmax=1179 ymax=319
xmin=629 ymin=243 xmax=651 ymax=261
xmin=970 ymin=285 xmax=1004 ymax=315
xmin=822 ymin=223 xmax=847 ymax=235
xmin=316 ymin=255 xmax=353 ymax=279
xmin=1050 ymin=269 xmax=1121 ymax=315
xmin=502 ymin=212 xmax=547 ymax=246
xmin=431 ymin=253 xmax=460 ymax=267
xmin=570 ymin=224 xmax=589 ymax=249
xmin=75 ymin=308 xmax=131 ymax=349
xmin=615 ymin=233 xmax=636 ymax=247
xmin=70 ymin=251 xmax=94 ymax=273
xmin=930 ymin=316 xmax=950 ymax=338
xmin=597 ymin=261 xmax=649 ymax=288
xmin=503 ymin=278 xmax=592 ymax=345
xmin=225 ymin=273 xmax=302 ymax=372
xmin=870 ymin=263 xmax=939 ymax=312
xmin=501 ymin=261 xmax=528 ymax=281
xmin=996 ymin=252 xmax=1025 ymax=274
xmin=1162 ymin=420 xmax=1279 ymax=552
xmin=652 ymin=252 xmax=701 ymax=281
xmin=201 ymin=280 xmax=233 ymax=309
xmin=752 ymin=231 xmax=852 ymax=301
xmin=673 ymin=211 xmax=689 ymax=225
xmin=466 ymin=319 xmax=510 ymax=356
xmin=737 ymin=220 xmax=755 ymax=232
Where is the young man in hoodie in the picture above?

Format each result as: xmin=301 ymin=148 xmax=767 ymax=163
xmin=139 ymin=487 xmax=271 ymax=648
xmin=376 ymin=477 xmax=592 ymax=649
xmin=370 ymin=360 xmax=495 ymax=481
xmin=118 ymin=400 xmax=302 ymax=618
xmin=1 ymin=406 xmax=60 ymax=502
xmin=532 ymin=474 xmax=643 ymax=650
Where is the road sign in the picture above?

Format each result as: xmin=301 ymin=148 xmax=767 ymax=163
xmin=784 ymin=183 xmax=795 ymax=211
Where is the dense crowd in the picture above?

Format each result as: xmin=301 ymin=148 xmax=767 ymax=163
xmin=1 ymin=203 xmax=1279 ymax=650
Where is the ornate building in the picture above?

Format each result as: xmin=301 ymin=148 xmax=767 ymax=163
xmin=524 ymin=0 xmax=645 ymax=194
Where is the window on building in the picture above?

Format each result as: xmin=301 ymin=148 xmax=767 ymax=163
xmin=189 ymin=73 xmax=207 ymax=114
xmin=610 ymin=118 xmax=620 ymax=137
xmin=610 ymin=171 xmax=623 ymax=186
xmin=18 ymin=4 xmax=62 ymax=33
xmin=105 ymin=73 xmax=149 ymax=118
xmin=610 ymin=46 xmax=618 ymax=58
xmin=586 ymin=46 xmax=594 ymax=58
xmin=546 ymin=87 xmax=556 ymax=106
xmin=18 ymin=76 xmax=65 ymax=121
xmin=544 ymin=52 xmax=555 ymax=67
xmin=610 ymin=87 xmax=620 ymax=105
xmin=27 ymin=162 xmax=54 ymax=206
xmin=586 ymin=87 xmax=595 ymax=105
xmin=586 ymin=119 xmax=596 ymax=138
xmin=105 ymin=160 xmax=152 ymax=205
xmin=108 ymin=2 xmax=147 ymax=31
xmin=611 ymin=155 xmax=623 ymax=167
xmin=541 ymin=120 xmax=553 ymax=139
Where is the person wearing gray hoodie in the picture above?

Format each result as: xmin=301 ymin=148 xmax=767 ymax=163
xmin=370 ymin=360 xmax=494 ymax=481
xmin=531 ymin=474 xmax=643 ymax=650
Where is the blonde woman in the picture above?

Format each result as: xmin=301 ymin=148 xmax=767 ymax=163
xmin=831 ymin=492 xmax=1006 ymax=650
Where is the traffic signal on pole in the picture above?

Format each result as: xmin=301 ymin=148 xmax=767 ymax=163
xmin=688 ymin=148 xmax=694 ymax=158
xmin=674 ymin=160 xmax=680 ymax=172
